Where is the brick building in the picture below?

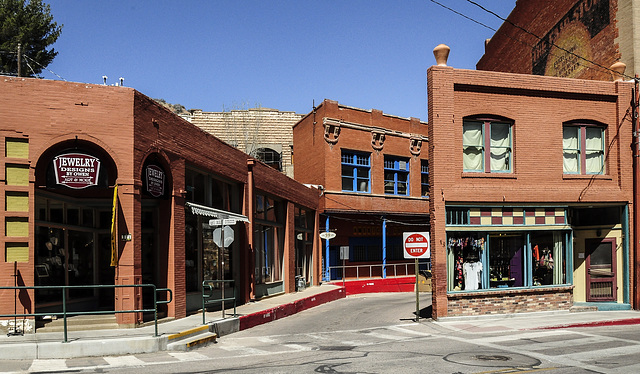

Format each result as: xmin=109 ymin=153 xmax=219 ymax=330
xmin=428 ymin=54 xmax=634 ymax=318
xmin=0 ymin=77 xmax=320 ymax=331
xmin=187 ymin=108 xmax=304 ymax=178
xmin=477 ymin=0 xmax=634 ymax=81
xmin=293 ymin=100 xmax=429 ymax=282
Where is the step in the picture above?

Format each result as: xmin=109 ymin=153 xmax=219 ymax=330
xmin=166 ymin=325 xmax=217 ymax=351
xmin=569 ymin=305 xmax=598 ymax=313
xmin=37 ymin=314 xmax=119 ymax=332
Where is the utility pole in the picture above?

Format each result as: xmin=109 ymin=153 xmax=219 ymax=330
xmin=17 ymin=44 xmax=22 ymax=77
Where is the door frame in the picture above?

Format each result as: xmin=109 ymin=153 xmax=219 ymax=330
xmin=585 ymin=238 xmax=617 ymax=302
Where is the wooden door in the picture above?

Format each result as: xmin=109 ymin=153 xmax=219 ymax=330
xmin=586 ymin=238 xmax=617 ymax=302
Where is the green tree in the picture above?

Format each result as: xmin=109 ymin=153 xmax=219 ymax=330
xmin=0 ymin=0 xmax=62 ymax=76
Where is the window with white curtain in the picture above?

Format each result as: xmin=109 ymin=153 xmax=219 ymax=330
xmin=463 ymin=119 xmax=512 ymax=172
xmin=563 ymin=124 xmax=605 ymax=175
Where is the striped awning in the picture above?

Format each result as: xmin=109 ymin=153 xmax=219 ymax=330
xmin=185 ymin=202 xmax=250 ymax=223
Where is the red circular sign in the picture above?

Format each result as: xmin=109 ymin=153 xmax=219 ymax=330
xmin=404 ymin=233 xmax=429 ymax=257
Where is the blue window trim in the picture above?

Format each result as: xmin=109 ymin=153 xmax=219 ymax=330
xmin=341 ymin=150 xmax=370 ymax=193
xmin=384 ymin=156 xmax=410 ymax=195
xmin=421 ymin=160 xmax=429 ymax=197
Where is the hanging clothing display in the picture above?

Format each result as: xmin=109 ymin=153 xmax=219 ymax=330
xmin=463 ymin=261 xmax=483 ymax=290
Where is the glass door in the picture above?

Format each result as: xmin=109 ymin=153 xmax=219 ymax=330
xmin=586 ymin=238 xmax=617 ymax=302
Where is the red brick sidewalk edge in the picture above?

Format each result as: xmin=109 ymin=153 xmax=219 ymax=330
xmin=238 ymin=287 xmax=346 ymax=330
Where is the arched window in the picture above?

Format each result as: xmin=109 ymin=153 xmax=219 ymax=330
xmin=255 ymin=148 xmax=282 ymax=171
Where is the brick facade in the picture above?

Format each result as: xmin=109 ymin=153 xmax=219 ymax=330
xmin=477 ymin=0 xmax=622 ymax=80
xmin=293 ymin=100 xmax=429 ymax=281
xmin=427 ymin=65 xmax=634 ymax=318
xmin=0 ymin=77 xmax=319 ymax=329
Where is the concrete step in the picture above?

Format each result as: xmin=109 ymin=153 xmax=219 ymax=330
xmin=166 ymin=325 xmax=217 ymax=351
xmin=570 ymin=305 xmax=598 ymax=313
xmin=36 ymin=314 xmax=119 ymax=332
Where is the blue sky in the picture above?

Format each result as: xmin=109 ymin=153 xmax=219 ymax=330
xmin=44 ymin=1 xmax=516 ymax=120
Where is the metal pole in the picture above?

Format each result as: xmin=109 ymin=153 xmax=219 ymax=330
xmin=221 ymin=227 xmax=225 ymax=319
xmin=17 ymin=44 xmax=21 ymax=77
xmin=63 ymin=287 xmax=68 ymax=343
xmin=154 ymin=285 xmax=158 ymax=337
xmin=325 ymin=216 xmax=330 ymax=281
xmin=382 ymin=217 xmax=387 ymax=278
xmin=415 ymin=259 xmax=419 ymax=322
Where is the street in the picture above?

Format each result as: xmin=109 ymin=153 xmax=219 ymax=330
xmin=4 ymin=293 xmax=640 ymax=373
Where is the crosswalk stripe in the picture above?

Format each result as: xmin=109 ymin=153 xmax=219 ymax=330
xmin=28 ymin=359 xmax=67 ymax=372
xmin=219 ymin=345 xmax=268 ymax=355
xmin=283 ymin=343 xmax=313 ymax=351
xmin=515 ymin=336 xmax=618 ymax=352
xmin=103 ymin=355 xmax=146 ymax=367
xmin=472 ymin=330 xmax=571 ymax=343
xmin=562 ymin=343 xmax=640 ymax=362
xmin=363 ymin=330 xmax=411 ymax=341
xmin=387 ymin=325 xmax=431 ymax=336
xmin=168 ymin=351 xmax=209 ymax=361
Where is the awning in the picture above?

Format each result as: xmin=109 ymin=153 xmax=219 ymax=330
xmin=185 ymin=202 xmax=250 ymax=223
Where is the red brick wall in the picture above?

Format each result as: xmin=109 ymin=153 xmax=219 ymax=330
xmin=427 ymin=66 xmax=634 ymax=318
xmin=0 ymin=77 xmax=320 ymax=321
xmin=477 ymin=0 xmax=619 ymax=81
xmin=294 ymin=99 xmax=429 ymax=215
xmin=448 ymin=287 xmax=574 ymax=316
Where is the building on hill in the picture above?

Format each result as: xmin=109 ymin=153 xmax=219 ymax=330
xmin=429 ymin=45 xmax=634 ymax=318
xmin=293 ymin=99 xmax=430 ymax=284
xmin=476 ymin=0 xmax=636 ymax=81
xmin=0 ymin=77 xmax=320 ymax=332
xmin=187 ymin=108 xmax=304 ymax=178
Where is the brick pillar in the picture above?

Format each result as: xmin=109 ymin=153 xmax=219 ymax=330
xmin=167 ymin=159 xmax=186 ymax=319
xmin=114 ymin=181 xmax=143 ymax=325
xmin=284 ymin=201 xmax=296 ymax=293
xmin=427 ymin=65 xmax=455 ymax=319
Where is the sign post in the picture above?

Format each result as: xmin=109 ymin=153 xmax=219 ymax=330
xmin=339 ymin=246 xmax=349 ymax=288
xmin=403 ymin=232 xmax=430 ymax=322
xmin=209 ymin=218 xmax=237 ymax=318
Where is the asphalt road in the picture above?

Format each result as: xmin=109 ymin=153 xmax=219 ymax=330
xmin=6 ymin=293 xmax=640 ymax=373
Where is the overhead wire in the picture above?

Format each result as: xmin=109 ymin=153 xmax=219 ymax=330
xmin=429 ymin=0 xmax=633 ymax=80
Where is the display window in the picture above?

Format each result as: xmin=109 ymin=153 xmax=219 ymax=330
xmin=447 ymin=230 xmax=568 ymax=291
xmin=254 ymin=193 xmax=285 ymax=285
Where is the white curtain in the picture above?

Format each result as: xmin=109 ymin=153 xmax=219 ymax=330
xmin=553 ymin=231 xmax=564 ymax=284
xmin=585 ymin=127 xmax=604 ymax=174
xmin=463 ymin=123 xmax=483 ymax=171
xmin=563 ymin=127 xmax=579 ymax=173
xmin=490 ymin=123 xmax=510 ymax=171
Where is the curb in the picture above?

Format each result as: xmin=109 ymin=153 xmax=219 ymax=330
xmin=532 ymin=317 xmax=640 ymax=330
xmin=239 ymin=287 xmax=346 ymax=330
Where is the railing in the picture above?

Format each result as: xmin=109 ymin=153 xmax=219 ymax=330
xmin=328 ymin=261 xmax=431 ymax=281
xmin=202 ymin=280 xmax=236 ymax=325
xmin=0 ymin=284 xmax=172 ymax=342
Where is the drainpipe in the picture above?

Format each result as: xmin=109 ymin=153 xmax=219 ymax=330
xmin=247 ymin=159 xmax=256 ymax=300
xmin=633 ymin=77 xmax=639 ymax=309
xmin=382 ymin=217 xmax=387 ymax=278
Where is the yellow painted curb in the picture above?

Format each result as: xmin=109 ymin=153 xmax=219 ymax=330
xmin=167 ymin=325 xmax=210 ymax=341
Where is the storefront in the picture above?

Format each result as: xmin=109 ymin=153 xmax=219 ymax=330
xmin=0 ymin=77 xmax=321 ymax=331
xmin=444 ymin=205 xmax=629 ymax=315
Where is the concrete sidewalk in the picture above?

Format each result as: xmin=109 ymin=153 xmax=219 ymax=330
xmin=0 ymin=284 xmax=345 ymax=360
xmin=433 ymin=308 xmax=640 ymax=334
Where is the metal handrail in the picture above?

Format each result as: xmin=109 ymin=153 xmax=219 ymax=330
xmin=328 ymin=261 xmax=431 ymax=280
xmin=0 ymin=284 xmax=172 ymax=342
xmin=202 ymin=280 xmax=236 ymax=325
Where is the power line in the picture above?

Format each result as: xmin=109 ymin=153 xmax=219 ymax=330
xmin=428 ymin=0 xmax=599 ymax=76
xmin=464 ymin=0 xmax=634 ymax=80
